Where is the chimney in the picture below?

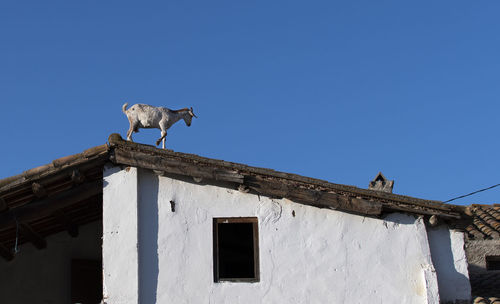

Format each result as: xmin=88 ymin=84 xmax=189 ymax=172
xmin=368 ymin=172 xmax=394 ymax=193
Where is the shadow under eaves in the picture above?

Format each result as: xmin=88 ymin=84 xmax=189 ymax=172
xmin=138 ymin=169 xmax=159 ymax=303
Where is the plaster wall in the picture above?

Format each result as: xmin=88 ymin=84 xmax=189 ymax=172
xmin=103 ymin=165 xmax=139 ymax=303
xmin=427 ymin=226 xmax=471 ymax=303
xmin=134 ymin=169 xmax=438 ymax=304
xmin=0 ymin=221 xmax=101 ymax=304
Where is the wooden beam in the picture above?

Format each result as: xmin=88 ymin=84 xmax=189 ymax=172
xmin=19 ymin=222 xmax=46 ymax=249
xmin=0 ymin=197 xmax=7 ymax=212
xmin=32 ymin=182 xmax=47 ymax=198
xmin=116 ymin=148 xmax=383 ymax=216
xmin=53 ymin=210 xmax=79 ymax=237
xmin=110 ymin=143 xmax=464 ymax=219
xmin=382 ymin=204 xmax=461 ymax=219
xmin=108 ymin=135 xmax=455 ymax=211
xmin=290 ymin=191 xmax=382 ymax=216
xmin=71 ymin=169 xmax=85 ymax=185
xmin=429 ymin=215 xmax=439 ymax=227
xmin=238 ymin=185 xmax=250 ymax=193
xmin=113 ymin=149 xmax=244 ymax=184
xmin=247 ymin=177 xmax=383 ymax=216
xmin=0 ymin=181 xmax=102 ymax=229
xmin=0 ymin=242 xmax=13 ymax=261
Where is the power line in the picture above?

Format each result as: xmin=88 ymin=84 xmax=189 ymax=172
xmin=443 ymin=183 xmax=500 ymax=203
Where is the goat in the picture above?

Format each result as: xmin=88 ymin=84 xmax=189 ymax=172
xmin=122 ymin=103 xmax=197 ymax=149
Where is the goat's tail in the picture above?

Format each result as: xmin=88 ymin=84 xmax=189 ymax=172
xmin=122 ymin=103 xmax=129 ymax=114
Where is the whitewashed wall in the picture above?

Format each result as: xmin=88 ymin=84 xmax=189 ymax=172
xmin=103 ymin=165 xmax=139 ymax=303
xmin=102 ymin=167 xmax=471 ymax=304
xmin=0 ymin=221 xmax=101 ymax=304
xmin=427 ymin=226 xmax=471 ymax=302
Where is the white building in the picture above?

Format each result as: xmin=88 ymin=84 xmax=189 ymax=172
xmin=0 ymin=134 xmax=473 ymax=303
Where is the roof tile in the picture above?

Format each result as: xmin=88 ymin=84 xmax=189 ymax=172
xmin=467 ymin=205 xmax=500 ymax=239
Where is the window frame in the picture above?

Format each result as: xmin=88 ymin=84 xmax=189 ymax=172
xmin=213 ymin=217 xmax=260 ymax=283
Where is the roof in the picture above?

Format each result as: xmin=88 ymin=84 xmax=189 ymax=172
xmin=106 ymin=133 xmax=466 ymax=218
xmin=0 ymin=144 xmax=107 ymax=260
xmin=466 ymin=204 xmax=500 ymax=239
xmin=474 ymin=296 xmax=500 ymax=304
xmin=0 ymin=133 xmax=470 ymax=261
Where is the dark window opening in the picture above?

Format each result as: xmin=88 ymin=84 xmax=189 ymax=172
xmin=71 ymin=259 xmax=102 ymax=304
xmin=213 ymin=217 xmax=259 ymax=282
xmin=486 ymin=256 xmax=500 ymax=271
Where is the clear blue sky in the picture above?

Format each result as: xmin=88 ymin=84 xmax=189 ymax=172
xmin=1 ymin=1 xmax=499 ymax=205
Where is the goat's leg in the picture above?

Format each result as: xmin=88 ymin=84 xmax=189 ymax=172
xmin=126 ymin=126 xmax=134 ymax=141
xmin=162 ymin=137 xmax=166 ymax=149
xmin=126 ymin=118 xmax=138 ymax=141
xmin=156 ymin=130 xmax=167 ymax=147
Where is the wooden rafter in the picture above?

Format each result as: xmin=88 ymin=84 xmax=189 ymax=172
xmin=19 ymin=222 xmax=46 ymax=249
xmin=0 ymin=197 xmax=7 ymax=212
xmin=113 ymin=149 xmax=244 ymax=184
xmin=32 ymin=182 xmax=47 ymax=198
xmin=0 ymin=180 xmax=101 ymax=229
xmin=53 ymin=210 xmax=79 ymax=238
xmin=71 ymin=169 xmax=85 ymax=185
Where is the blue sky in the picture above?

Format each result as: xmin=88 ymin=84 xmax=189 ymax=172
xmin=1 ymin=1 xmax=499 ymax=205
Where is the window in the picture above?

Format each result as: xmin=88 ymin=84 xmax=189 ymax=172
xmin=71 ymin=259 xmax=102 ymax=304
xmin=213 ymin=217 xmax=259 ymax=282
xmin=486 ymin=256 xmax=500 ymax=271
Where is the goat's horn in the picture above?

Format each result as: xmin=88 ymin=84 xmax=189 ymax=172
xmin=189 ymin=107 xmax=197 ymax=118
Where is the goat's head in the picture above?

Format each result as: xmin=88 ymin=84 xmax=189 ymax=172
xmin=183 ymin=107 xmax=197 ymax=126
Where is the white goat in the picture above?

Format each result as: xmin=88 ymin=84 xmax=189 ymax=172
xmin=122 ymin=103 xmax=197 ymax=149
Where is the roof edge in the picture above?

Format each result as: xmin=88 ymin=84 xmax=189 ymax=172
xmin=0 ymin=144 xmax=109 ymax=194
xmin=108 ymin=133 xmax=467 ymax=219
